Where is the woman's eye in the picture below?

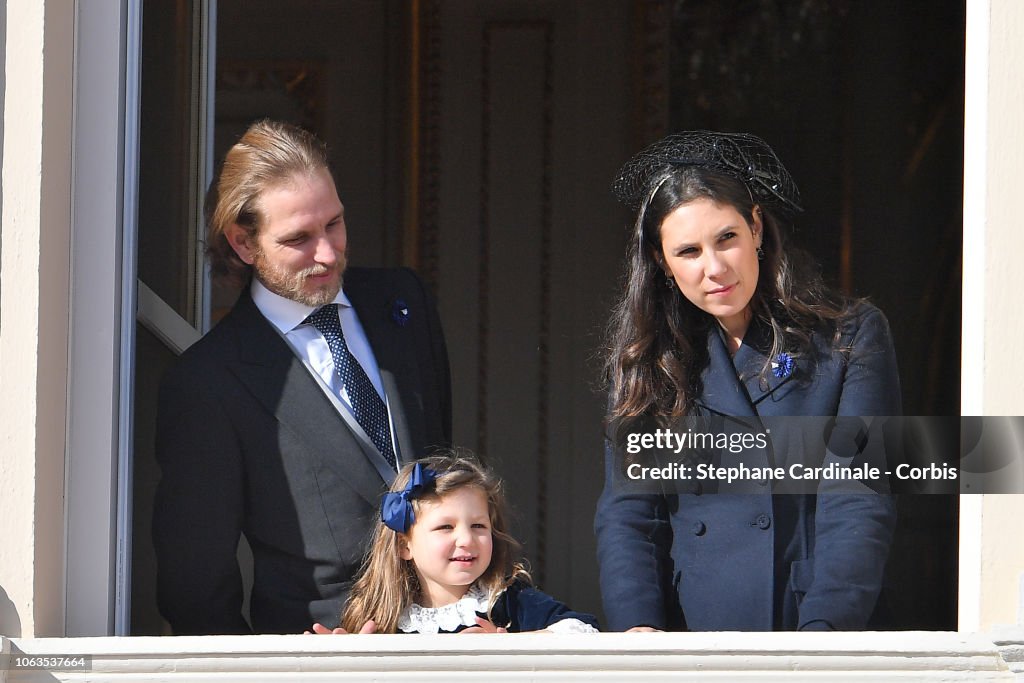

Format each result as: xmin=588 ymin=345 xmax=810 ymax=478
xmin=472 ymin=523 xmax=489 ymax=530
xmin=678 ymin=247 xmax=697 ymax=257
xmin=719 ymin=231 xmax=736 ymax=242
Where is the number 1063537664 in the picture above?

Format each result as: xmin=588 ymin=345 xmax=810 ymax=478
xmin=4 ymin=655 xmax=91 ymax=671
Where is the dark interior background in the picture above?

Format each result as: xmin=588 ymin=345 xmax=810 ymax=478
xmin=132 ymin=0 xmax=963 ymax=633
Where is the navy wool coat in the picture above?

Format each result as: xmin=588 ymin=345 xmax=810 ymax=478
xmin=594 ymin=304 xmax=900 ymax=631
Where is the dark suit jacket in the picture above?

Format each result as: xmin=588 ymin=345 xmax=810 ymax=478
xmin=595 ymin=303 xmax=899 ymax=631
xmin=153 ymin=267 xmax=452 ymax=634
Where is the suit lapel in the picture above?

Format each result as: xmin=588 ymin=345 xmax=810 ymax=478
xmin=227 ymin=291 xmax=386 ymax=507
xmin=343 ymin=270 xmax=419 ymax=465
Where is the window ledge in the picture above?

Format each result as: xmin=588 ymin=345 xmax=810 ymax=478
xmin=991 ymin=626 xmax=1024 ymax=678
xmin=1 ymin=631 xmax=1014 ymax=681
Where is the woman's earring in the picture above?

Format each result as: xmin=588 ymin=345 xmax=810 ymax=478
xmin=665 ymin=274 xmax=676 ymax=289
xmin=756 ymin=247 xmax=765 ymax=261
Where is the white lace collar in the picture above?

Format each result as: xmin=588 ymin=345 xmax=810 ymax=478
xmin=397 ymin=584 xmax=491 ymax=634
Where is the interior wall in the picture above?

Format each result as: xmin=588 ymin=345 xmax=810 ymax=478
xmin=828 ymin=1 xmax=962 ymax=631
xmin=431 ymin=0 xmax=632 ymax=616
xmin=215 ymin=0 xmax=406 ymax=272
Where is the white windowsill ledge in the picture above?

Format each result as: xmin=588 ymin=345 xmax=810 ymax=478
xmin=0 ymin=631 xmax=1015 ymax=681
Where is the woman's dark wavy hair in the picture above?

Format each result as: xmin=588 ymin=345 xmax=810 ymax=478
xmin=603 ymin=165 xmax=856 ymax=424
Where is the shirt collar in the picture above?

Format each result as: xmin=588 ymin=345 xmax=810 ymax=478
xmin=397 ymin=585 xmax=490 ymax=634
xmin=250 ymin=278 xmax=352 ymax=334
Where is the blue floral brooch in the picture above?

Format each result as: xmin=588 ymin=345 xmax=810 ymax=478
xmin=771 ymin=352 xmax=795 ymax=379
xmin=390 ymin=298 xmax=410 ymax=327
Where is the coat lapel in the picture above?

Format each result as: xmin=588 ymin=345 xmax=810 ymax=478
xmin=694 ymin=320 xmax=788 ymax=476
xmin=696 ymin=326 xmax=758 ymax=417
xmin=695 ymin=318 xmax=798 ymax=415
xmin=227 ymin=290 xmax=386 ymax=507
xmin=732 ymin=318 xmax=798 ymax=409
xmin=343 ymin=270 xmax=419 ymax=466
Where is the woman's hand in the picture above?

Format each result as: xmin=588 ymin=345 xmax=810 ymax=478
xmin=626 ymin=626 xmax=662 ymax=633
xmin=304 ymin=620 xmax=377 ymax=634
xmin=459 ymin=616 xmax=508 ymax=634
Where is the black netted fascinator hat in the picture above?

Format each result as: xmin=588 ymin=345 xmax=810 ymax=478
xmin=613 ymin=131 xmax=803 ymax=214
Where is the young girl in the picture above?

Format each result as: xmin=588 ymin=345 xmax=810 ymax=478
xmin=335 ymin=452 xmax=599 ymax=634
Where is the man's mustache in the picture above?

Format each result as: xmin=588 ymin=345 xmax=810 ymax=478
xmin=300 ymin=255 xmax=347 ymax=279
xmin=302 ymin=264 xmax=332 ymax=277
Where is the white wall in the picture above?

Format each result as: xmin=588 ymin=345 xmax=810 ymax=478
xmin=960 ymin=0 xmax=1024 ymax=632
xmin=0 ymin=0 xmax=7 ymax=305
xmin=0 ymin=0 xmax=74 ymax=638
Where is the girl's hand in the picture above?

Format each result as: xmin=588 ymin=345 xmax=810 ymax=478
xmin=626 ymin=626 xmax=662 ymax=633
xmin=304 ymin=620 xmax=377 ymax=634
xmin=459 ymin=616 xmax=508 ymax=634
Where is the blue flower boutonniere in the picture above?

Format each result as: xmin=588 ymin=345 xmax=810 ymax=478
xmin=772 ymin=352 xmax=795 ymax=379
xmin=391 ymin=298 xmax=410 ymax=327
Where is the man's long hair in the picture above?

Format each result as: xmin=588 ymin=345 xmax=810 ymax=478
xmin=205 ymin=119 xmax=330 ymax=285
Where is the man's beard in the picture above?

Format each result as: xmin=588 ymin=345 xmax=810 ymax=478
xmin=251 ymin=249 xmax=346 ymax=307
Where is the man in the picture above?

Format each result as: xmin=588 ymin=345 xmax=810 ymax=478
xmin=153 ymin=120 xmax=452 ymax=634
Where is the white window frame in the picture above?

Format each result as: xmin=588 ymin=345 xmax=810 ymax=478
xmin=65 ymin=0 xmax=138 ymax=637
xmin=65 ymin=0 xmax=216 ymax=637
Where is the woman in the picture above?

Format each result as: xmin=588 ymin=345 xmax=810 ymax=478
xmin=594 ymin=131 xmax=899 ymax=632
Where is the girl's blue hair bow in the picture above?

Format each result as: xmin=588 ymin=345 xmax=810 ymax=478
xmin=381 ymin=463 xmax=437 ymax=533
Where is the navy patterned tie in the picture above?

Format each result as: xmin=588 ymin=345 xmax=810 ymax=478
xmin=305 ymin=305 xmax=397 ymax=469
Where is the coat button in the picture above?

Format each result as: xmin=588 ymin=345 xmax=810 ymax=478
xmin=691 ymin=520 xmax=706 ymax=536
xmin=756 ymin=513 xmax=771 ymax=530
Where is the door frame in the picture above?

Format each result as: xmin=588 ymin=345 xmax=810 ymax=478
xmin=65 ymin=0 xmax=217 ymax=637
